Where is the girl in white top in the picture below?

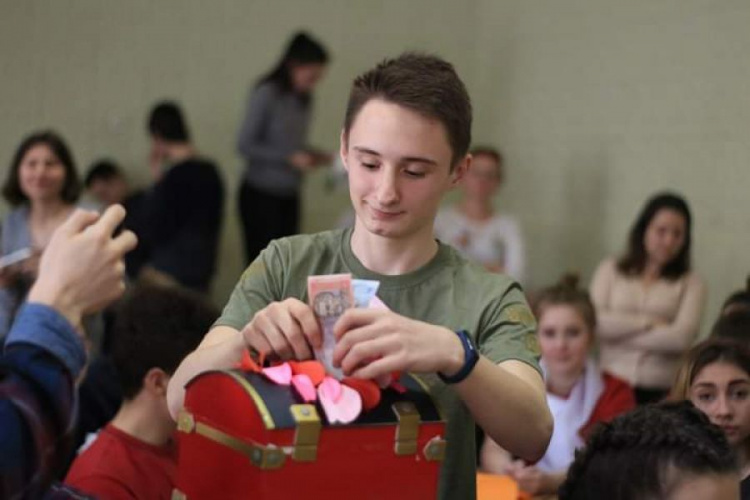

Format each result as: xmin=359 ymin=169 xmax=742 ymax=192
xmin=434 ymin=147 xmax=525 ymax=284
xmin=590 ymin=192 xmax=707 ymax=405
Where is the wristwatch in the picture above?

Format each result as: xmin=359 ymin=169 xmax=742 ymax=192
xmin=438 ymin=330 xmax=479 ymax=384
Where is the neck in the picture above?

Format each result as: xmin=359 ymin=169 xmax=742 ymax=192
xmin=546 ymin=369 xmax=584 ymax=398
xmin=350 ymin=220 xmax=438 ymax=275
xmin=29 ymin=198 xmax=69 ymax=220
xmin=459 ymin=198 xmax=493 ymax=221
xmin=643 ymin=261 xmax=662 ymax=281
xmin=165 ymin=142 xmax=196 ymax=163
xmin=110 ymin=398 xmax=174 ymax=447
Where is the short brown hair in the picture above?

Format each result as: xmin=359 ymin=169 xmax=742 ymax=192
xmin=470 ymin=145 xmax=504 ymax=180
xmin=343 ymin=53 xmax=472 ymax=167
xmin=2 ymin=130 xmax=81 ymax=206
xmin=534 ymin=273 xmax=597 ymax=333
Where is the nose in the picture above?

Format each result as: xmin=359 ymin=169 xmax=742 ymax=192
xmin=714 ymin=395 xmax=733 ymax=419
xmin=375 ymin=168 xmax=400 ymax=206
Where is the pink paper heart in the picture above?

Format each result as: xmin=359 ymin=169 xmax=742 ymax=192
xmin=292 ymin=374 xmax=317 ymax=402
xmin=318 ymin=376 xmax=342 ymax=402
xmin=318 ymin=383 xmax=362 ymax=424
xmin=262 ymin=363 xmax=292 ymax=385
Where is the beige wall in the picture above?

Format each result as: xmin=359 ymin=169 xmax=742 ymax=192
xmin=1 ymin=1 xmax=748 ymax=333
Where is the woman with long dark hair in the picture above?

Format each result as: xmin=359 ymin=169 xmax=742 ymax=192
xmin=0 ymin=130 xmax=82 ymax=339
xmin=237 ymin=31 xmax=330 ymax=264
xmin=590 ymin=192 xmax=707 ymax=405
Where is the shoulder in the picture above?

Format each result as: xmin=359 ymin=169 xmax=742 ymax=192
xmin=594 ymin=256 xmax=621 ymax=278
xmin=253 ymin=81 xmax=282 ymax=101
xmin=66 ymin=428 xmax=135 ymax=484
xmin=271 ymin=230 xmax=345 ymax=261
xmin=681 ymin=269 xmax=706 ymax=290
xmin=2 ymin=205 xmax=29 ymax=227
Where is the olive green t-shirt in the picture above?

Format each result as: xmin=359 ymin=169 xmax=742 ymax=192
xmin=217 ymin=228 xmax=541 ymax=500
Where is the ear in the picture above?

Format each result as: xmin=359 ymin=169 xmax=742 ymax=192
xmin=339 ymin=129 xmax=349 ymax=172
xmin=450 ymin=154 xmax=471 ymax=187
xmin=142 ymin=368 xmax=171 ymax=397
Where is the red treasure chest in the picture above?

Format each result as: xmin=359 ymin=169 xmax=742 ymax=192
xmin=173 ymin=370 xmax=447 ymax=500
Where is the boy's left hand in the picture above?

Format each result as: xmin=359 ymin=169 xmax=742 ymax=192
xmin=332 ymin=308 xmax=464 ymax=379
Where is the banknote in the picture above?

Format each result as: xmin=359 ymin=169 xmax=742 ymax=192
xmin=352 ymin=279 xmax=380 ymax=308
xmin=308 ymin=274 xmax=354 ymax=379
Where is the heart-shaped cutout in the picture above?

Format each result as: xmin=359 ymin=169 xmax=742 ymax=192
xmin=289 ymin=360 xmax=326 ymax=387
xmin=318 ymin=376 xmax=343 ymax=402
xmin=319 ymin=383 xmax=362 ymax=424
xmin=292 ymin=374 xmax=317 ymax=402
xmin=262 ymin=363 xmax=292 ymax=385
xmin=342 ymin=378 xmax=381 ymax=411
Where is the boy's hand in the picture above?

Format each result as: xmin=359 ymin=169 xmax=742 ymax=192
xmin=241 ymin=298 xmax=322 ymax=361
xmin=331 ymin=309 xmax=464 ymax=379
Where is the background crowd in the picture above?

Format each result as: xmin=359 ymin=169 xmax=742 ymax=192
xmin=2 ymin=2 xmax=749 ymax=499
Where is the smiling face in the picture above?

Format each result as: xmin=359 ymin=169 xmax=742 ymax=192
xmin=538 ymin=304 xmax=591 ymax=382
xmin=644 ymin=208 xmax=687 ymax=269
xmin=341 ymin=99 xmax=467 ymax=241
xmin=690 ymin=361 xmax=750 ymax=447
xmin=18 ymin=143 xmax=67 ymax=203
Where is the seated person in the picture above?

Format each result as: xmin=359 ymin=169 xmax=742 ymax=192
xmin=84 ymin=160 xmax=130 ymax=207
xmin=712 ymin=309 xmax=750 ymax=344
xmin=481 ymin=275 xmax=635 ymax=496
xmin=670 ymin=339 xmax=750 ymax=499
xmin=1 ymin=205 xmax=136 ymax=498
xmin=434 ymin=146 xmax=526 ymax=283
xmin=167 ymin=53 xmax=552 ymax=500
xmin=83 ymin=159 xmax=149 ymax=280
xmin=558 ymin=401 xmax=739 ymax=500
xmin=64 ymin=285 xmax=218 ymax=499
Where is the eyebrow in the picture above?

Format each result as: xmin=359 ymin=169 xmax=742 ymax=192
xmin=693 ymin=380 xmax=750 ymax=389
xmin=352 ymin=146 xmax=438 ymax=166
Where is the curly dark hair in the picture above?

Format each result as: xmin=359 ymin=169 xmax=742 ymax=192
xmin=2 ymin=130 xmax=81 ymax=206
xmin=111 ymin=285 xmax=219 ymax=400
xmin=559 ymin=401 xmax=737 ymax=500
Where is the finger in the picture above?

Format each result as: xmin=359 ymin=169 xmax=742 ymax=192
xmin=242 ymin=324 xmax=274 ymax=357
xmin=350 ymin=353 xmax=404 ymax=380
xmin=333 ymin=323 xmax=383 ymax=367
xmin=254 ymin=313 xmax=294 ymax=360
xmin=56 ymin=209 xmax=100 ymax=237
xmin=90 ymin=204 xmax=127 ymax=237
xmin=340 ymin=336 xmax=396 ymax=376
xmin=270 ymin=304 xmax=312 ymax=360
xmin=333 ymin=308 xmax=383 ymax=340
xmin=287 ymin=299 xmax=322 ymax=348
xmin=111 ymin=229 xmax=139 ymax=255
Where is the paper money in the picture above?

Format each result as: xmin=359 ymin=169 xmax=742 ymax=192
xmin=352 ymin=279 xmax=380 ymax=308
xmin=308 ymin=274 xmax=354 ymax=379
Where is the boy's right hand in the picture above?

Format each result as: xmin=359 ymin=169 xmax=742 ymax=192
xmin=241 ymin=298 xmax=321 ymax=361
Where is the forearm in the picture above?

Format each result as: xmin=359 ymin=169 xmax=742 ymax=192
xmin=626 ymin=323 xmax=698 ymax=353
xmin=455 ymin=358 xmax=552 ymax=462
xmin=166 ymin=326 xmax=246 ymax=419
xmin=596 ymin=311 xmax=652 ymax=340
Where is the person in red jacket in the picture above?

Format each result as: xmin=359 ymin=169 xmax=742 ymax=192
xmin=481 ymin=274 xmax=635 ymax=496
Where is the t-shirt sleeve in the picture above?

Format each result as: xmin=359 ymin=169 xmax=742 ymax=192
xmin=475 ymin=282 xmax=541 ymax=375
xmin=214 ymin=241 xmax=286 ymax=331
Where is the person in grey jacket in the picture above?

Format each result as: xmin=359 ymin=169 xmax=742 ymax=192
xmin=237 ymin=31 xmax=330 ymax=264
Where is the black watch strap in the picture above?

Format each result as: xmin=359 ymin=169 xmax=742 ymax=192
xmin=438 ymin=330 xmax=479 ymax=384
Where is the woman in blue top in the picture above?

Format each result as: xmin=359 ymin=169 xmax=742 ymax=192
xmin=237 ymin=31 xmax=330 ymax=264
xmin=0 ymin=130 xmax=82 ymax=340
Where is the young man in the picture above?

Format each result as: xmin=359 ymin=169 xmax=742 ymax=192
xmin=167 ymin=53 xmax=552 ymax=499
xmin=65 ymin=285 xmax=218 ymax=499
xmin=141 ymin=101 xmax=224 ymax=292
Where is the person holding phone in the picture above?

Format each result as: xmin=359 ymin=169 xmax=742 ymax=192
xmin=236 ymin=31 xmax=331 ymax=264
xmin=0 ymin=130 xmax=83 ymax=341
